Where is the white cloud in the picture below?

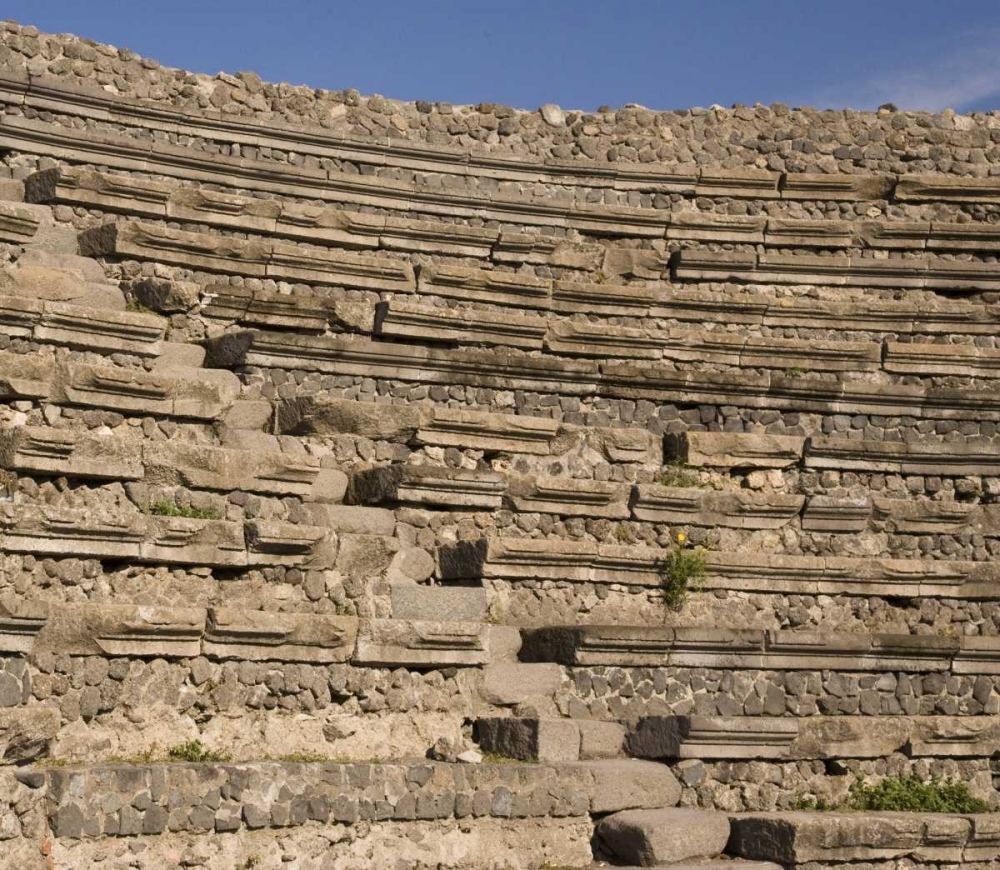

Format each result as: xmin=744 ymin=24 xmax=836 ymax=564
xmin=807 ymin=27 xmax=1000 ymax=112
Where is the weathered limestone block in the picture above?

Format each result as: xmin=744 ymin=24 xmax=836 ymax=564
xmin=41 ymin=359 xmax=237 ymax=420
xmin=0 ymin=425 xmax=143 ymax=481
xmin=764 ymin=629 xmax=958 ymax=673
xmin=697 ymin=166 xmax=780 ymax=198
xmin=545 ymin=320 xmax=664 ymax=359
xmin=780 ymin=173 xmax=895 ymax=201
xmin=438 ymin=537 xmax=597 ymax=584
xmin=25 ymin=166 xmax=171 ymax=218
xmin=552 ymin=278 xmax=660 ymax=317
xmin=141 ymin=515 xmax=248 ymax=568
xmin=0 ymin=293 xmax=42 ymax=337
xmin=79 ymin=221 xmax=415 ymax=291
xmin=0 ymin=597 xmax=48 ymax=654
xmin=33 ymin=602 xmax=205 ymax=658
xmin=859 ymin=220 xmax=931 ymax=250
xmin=505 ymin=475 xmax=631 ymax=519
xmin=415 ymin=406 xmax=561 ymax=454
xmin=665 ymin=431 xmax=805 ymax=469
xmin=671 ymin=249 xmax=758 ymax=282
xmin=350 ymin=464 xmax=506 ymax=510
xmin=667 ymin=212 xmax=765 ymax=243
xmin=896 ymin=174 xmax=1000 ymax=203
xmin=33 ymin=300 xmax=165 ymax=356
xmin=492 ymin=229 xmax=603 ymax=270
xmin=0 ymin=708 xmax=58 ymax=764
xmin=390 ymin=585 xmax=488 ymax=622
xmin=565 ymin=760 xmax=682 ymax=814
xmin=764 ymin=218 xmax=855 ymax=248
xmin=885 ymin=340 xmax=1000 ymax=377
xmin=418 ymin=263 xmax=551 ymax=309
xmin=205 ymin=331 xmax=600 ymax=394
xmin=872 ymin=496 xmax=973 ymax=534
xmin=587 ymin=427 xmax=661 ymax=465
xmin=374 ymin=299 xmax=547 ymax=349
xmin=203 ymin=608 xmax=358 ymax=663
xmin=597 ymin=807 xmax=730 ymax=866
xmin=353 ymin=619 xmax=490 ymax=667
xmin=805 ymin=436 xmax=1000 ymax=476
xmin=244 ymin=520 xmax=333 ymax=568
xmin=0 ymin=200 xmax=41 ymax=244
xmin=479 ymin=662 xmax=563 ymax=706
xmin=727 ymin=811 xmax=993 ymax=864
xmin=143 ymin=440 xmax=344 ymax=501
xmin=277 ymin=395 xmax=424 ymax=441
xmin=0 ymin=503 xmax=145 ymax=560
xmin=475 ymin=717 xmax=582 ymax=763
xmin=202 ymin=285 xmax=331 ymax=332
xmin=168 ymin=186 xmax=282 ymax=234
xmin=0 ymin=248 xmax=123 ymax=310
xmin=631 ymin=486 xmax=804 ymax=528
xmin=927 ymin=220 xmax=1000 ymax=252
xmin=0 ymin=352 xmax=55 ymax=400
xmin=801 ymin=495 xmax=872 ymax=532
xmin=625 ymin=716 xmax=799 ymax=760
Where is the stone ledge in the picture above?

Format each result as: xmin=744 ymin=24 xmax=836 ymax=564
xmin=32 ymin=757 xmax=678 ymax=839
xmin=728 ymin=810 xmax=1000 ymax=864
xmin=519 ymin=625 xmax=1000 ymax=673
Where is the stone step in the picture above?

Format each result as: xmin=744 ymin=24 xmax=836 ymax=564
xmin=0 ymin=350 xmax=239 ymax=421
xmin=276 ymin=395 xmax=661 ymax=466
xmin=475 ymin=714 xmax=1000 ymax=764
xmin=668 ymin=430 xmax=1000 ymax=477
xmin=728 ymin=810 xmax=1000 ymax=865
xmin=596 ymin=808 xmax=731 ymax=866
xmin=519 ymin=625 xmax=1000 ymax=674
xmin=0 ymin=600 xmax=488 ymax=668
xmin=438 ymin=536 xmax=1000 ymax=599
xmin=675 ymin=248 xmax=1000 ymax=291
xmin=212 ymin=329 xmax=1000 ymax=420
xmin=586 ymin=863 xmax=781 ymax=870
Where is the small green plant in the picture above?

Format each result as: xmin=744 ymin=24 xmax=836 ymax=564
xmin=278 ymin=751 xmax=329 ymax=763
xmin=791 ymin=796 xmax=832 ymax=811
xmin=656 ymin=459 xmax=703 ymax=489
xmin=125 ymin=297 xmax=154 ymax=315
xmin=785 ymin=366 xmax=804 ymax=378
xmin=613 ymin=522 xmax=637 ymax=544
xmin=658 ymin=534 xmax=707 ymax=610
xmin=107 ymin=744 xmax=159 ymax=765
xmin=147 ymin=500 xmax=220 ymax=520
xmin=846 ymin=776 xmax=991 ymax=814
xmin=166 ymin=740 xmax=232 ymax=763
xmin=480 ymin=752 xmax=518 ymax=764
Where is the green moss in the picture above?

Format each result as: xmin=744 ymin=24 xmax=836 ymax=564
xmin=785 ymin=366 xmax=804 ymax=378
xmin=846 ymin=775 xmax=991 ymax=814
xmin=166 ymin=740 xmax=232 ymax=763
xmin=656 ymin=459 xmax=703 ymax=488
xmin=125 ymin=297 xmax=154 ymax=315
xmin=657 ymin=540 xmax=707 ymax=609
xmin=147 ymin=500 xmax=220 ymax=520
xmin=790 ymin=796 xmax=833 ymax=811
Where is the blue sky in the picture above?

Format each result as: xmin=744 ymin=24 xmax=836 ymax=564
xmin=5 ymin=1 xmax=1000 ymax=113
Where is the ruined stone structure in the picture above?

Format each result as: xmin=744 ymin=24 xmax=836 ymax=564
xmin=2 ymin=17 xmax=1000 ymax=870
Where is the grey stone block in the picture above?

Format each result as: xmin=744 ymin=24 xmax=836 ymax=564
xmin=597 ymin=807 xmax=730 ymax=865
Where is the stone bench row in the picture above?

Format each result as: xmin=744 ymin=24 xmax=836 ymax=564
xmin=278 ymin=395 xmax=660 ymax=463
xmin=416 ymin=264 xmax=1000 ymax=334
xmin=0 ymin=351 xmax=237 ymax=420
xmin=205 ymin=329 xmax=1000 ymax=421
xmin=0 ymin=598 xmax=488 ymax=667
xmin=1 ymin=424 xmax=344 ymax=501
xmin=729 ymin=811 xmax=1000 ymax=866
xmin=188 ymin=268 xmax=1000 ymax=346
xmin=25 ymin=755 xmax=677 ymax=840
xmin=475 ymin=713 xmax=1000 ymax=763
xmin=671 ymin=431 xmax=1000 ymax=476
xmin=0 ymin=502 xmax=336 ymax=570
xmin=27 ymin=167 xmax=1000 ymax=259
xmin=9 ymin=72 xmax=1000 ymax=208
xmin=519 ymin=624 xmax=1000 ymax=673
xmin=349 ymin=463 xmax=1000 ymax=537
xmin=375 ymin=298 xmax=1000 ymax=377
xmin=676 ymin=249 xmax=1000 ymax=291
xmin=439 ymin=537 xmax=1000 ymax=599
xmin=0 ymin=293 xmax=165 ymax=356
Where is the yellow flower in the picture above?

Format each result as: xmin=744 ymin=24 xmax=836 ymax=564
xmin=676 ymin=533 xmax=687 ymax=543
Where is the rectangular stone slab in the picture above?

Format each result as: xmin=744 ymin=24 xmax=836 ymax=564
xmin=203 ymin=608 xmax=358 ymax=663
xmin=353 ymin=619 xmax=490 ymax=667
xmin=349 ymin=464 xmax=506 ymax=510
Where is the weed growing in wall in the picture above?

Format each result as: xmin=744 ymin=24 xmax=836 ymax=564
xmin=657 ymin=534 xmax=707 ymax=610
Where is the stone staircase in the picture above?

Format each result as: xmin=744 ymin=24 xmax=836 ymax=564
xmin=2 ymin=17 xmax=1000 ymax=870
